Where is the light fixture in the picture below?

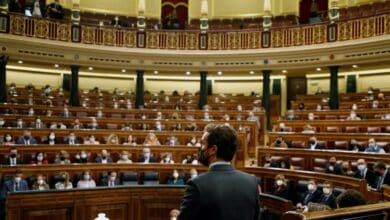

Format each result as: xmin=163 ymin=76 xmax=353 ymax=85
xmin=186 ymin=71 xmax=191 ymax=75
xmin=121 ymin=69 xmax=126 ymax=73
xmin=153 ymin=70 xmax=159 ymax=74
xmin=316 ymin=67 xmax=322 ymax=71
xmin=352 ymin=64 xmax=358 ymax=68
xmin=88 ymin=67 xmax=93 ymax=71
xmin=54 ymin=64 xmax=59 ymax=68
xmin=217 ymin=71 xmax=223 ymax=75
xmin=282 ymin=70 xmax=288 ymax=73
xmin=17 ymin=60 xmax=23 ymax=64
xmin=249 ymin=71 xmax=255 ymax=75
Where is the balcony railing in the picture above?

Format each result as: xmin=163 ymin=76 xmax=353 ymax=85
xmin=2 ymin=12 xmax=389 ymax=50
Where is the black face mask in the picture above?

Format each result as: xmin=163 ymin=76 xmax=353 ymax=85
xmin=309 ymin=141 xmax=315 ymax=145
xmin=375 ymin=171 xmax=382 ymax=176
xmin=10 ymin=153 xmax=16 ymax=158
xmin=24 ymin=136 xmax=30 ymax=140
xmin=102 ymin=156 xmax=107 ymax=160
xmin=198 ymin=148 xmax=209 ymax=167
xmin=276 ymin=140 xmax=282 ymax=145
xmin=60 ymin=157 xmax=65 ymax=161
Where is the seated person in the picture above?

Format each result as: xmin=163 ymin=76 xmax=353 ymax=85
xmin=222 ymin=114 xmax=230 ymax=121
xmin=14 ymin=118 xmax=26 ymax=128
xmin=167 ymin=170 xmax=185 ymax=185
xmin=154 ymin=121 xmax=164 ymax=131
xmin=123 ymin=134 xmax=137 ymax=146
xmin=315 ymin=181 xmax=337 ymax=209
xmin=335 ymin=189 xmax=366 ymax=208
xmin=43 ymin=131 xmax=58 ymax=145
xmin=95 ymin=149 xmax=113 ymax=164
xmin=324 ymin=157 xmax=344 ymax=175
xmin=278 ymin=158 xmax=294 ymax=170
xmin=165 ymin=136 xmax=180 ymax=146
xmin=349 ymin=139 xmax=364 ymax=152
xmin=30 ymin=116 xmax=46 ymax=128
xmin=0 ymin=169 xmax=28 ymax=200
xmin=171 ymin=112 xmax=180 ymax=120
xmin=55 ymin=172 xmax=73 ymax=190
xmin=88 ymin=117 xmax=99 ymax=129
xmin=106 ymin=133 xmax=119 ymax=145
xmin=31 ymin=174 xmax=50 ymax=191
xmin=54 ymin=150 xmax=71 ymax=164
xmin=84 ymin=135 xmax=100 ymax=145
xmin=271 ymin=174 xmax=291 ymax=200
xmin=302 ymin=124 xmax=316 ymax=134
xmin=247 ymin=111 xmax=260 ymax=128
xmin=74 ymin=151 xmax=89 ymax=163
xmin=100 ymin=171 xmax=120 ymax=187
xmin=3 ymin=133 xmax=15 ymax=145
xmin=71 ymin=119 xmax=84 ymax=129
xmin=296 ymin=179 xmax=322 ymax=212
xmin=63 ymin=132 xmax=80 ymax=145
xmin=364 ymin=138 xmax=386 ymax=154
xmin=2 ymin=147 xmax=23 ymax=166
xmin=306 ymin=136 xmax=322 ymax=150
xmin=189 ymin=168 xmax=198 ymax=179
xmin=297 ymin=103 xmax=306 ymax=111
xmin=60 ymin=107 xmax=72 ymax=118
xmin=270 ymin=137 xmax=288 ymax=148
xmin=46 ymin=0 xmax=64 ymax=19
xmin=143 ymin=133 xmax=161 ymax=146
xmin=137 ymin=147 xmax=157 ymax=163
xmin=121 ymin=123 xmax=133 ymax=131
xmin=185 ymin=122 xmax=197 ymax=131
xmin=263 ymin=154 xmax=279 ymax=168
xmin=16 ymin=130 xmax=37 ymax=145
xmin=27 ymin=107 xmax=35 ymax=116
xmin=371 ymin=161 xmax=390 ymax=192
xmin=203 ymin=112 xmax=212 ymax=121
xmin=354 ymin=159 xmax=376 ymax=187
xmin=30 ymin=152 xmax=49 ymax=165
xmin=346 ymin=110 xmax=361 ymax=120
xmin=286 ymin=110 xmax=297 ymax=120
xmin=116 ymin=151 xmax=132 ymax=164
xmin=77 ymin=170 xmax=96 ymax=189
xmin=186 ymin=136 xmax=201 ymax=147
xmin=49 ymin=122 xmax=67 ymax=129
xmin=182 ymin=154 xmax=198 ymax=165
xmin=341 ymin=161 xmax=354 ymax=177
xmin=160 ymin=153 xmax=174 ymax=164
xmin=155 ymin=111 xmax=163 ymax=120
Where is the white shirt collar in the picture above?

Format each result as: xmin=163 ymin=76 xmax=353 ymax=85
xmin=209 ymin=161 xmax=231 ymax=169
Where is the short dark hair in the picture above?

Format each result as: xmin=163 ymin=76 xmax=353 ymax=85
xmin=207 ymin=125 xmax=238 ymax=161
xmin=374 ymin=161 xmax=387 ymax=170
xmin=336 ymin=189 xmax=366 ymax=208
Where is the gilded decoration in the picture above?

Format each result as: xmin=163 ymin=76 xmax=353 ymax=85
xmin=35 ymin=20 xmax=48 ymax=39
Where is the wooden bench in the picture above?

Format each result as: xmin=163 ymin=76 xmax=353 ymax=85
xmin=291 ymin=100 xmax=390 ymax=110
xmin=284 ymin=108 xmax=390 ymax=120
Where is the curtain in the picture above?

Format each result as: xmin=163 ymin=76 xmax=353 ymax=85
xmin=346 ymin=75 xmax=357 ymax=93
xmin=161 ymin=0 xmax=188 ymax=29
xmin=299 ymin=0 xmax=328 ymax=24
xmin=272 ymin=79 xmax=281 ymax=95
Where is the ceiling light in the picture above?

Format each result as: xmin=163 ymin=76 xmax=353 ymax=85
xmin=121 ymin=69 xmax=126 ymax=73
xmin=217 ymin=71 xmax=223 ymax=75
xmin=186 ymin=71 xmax=191 ymax=75
xmin=153 ymin=70 xmax=159 ymax=74
xmin=352 ymin=64 xmax=358 ymax=68
xmin=282 ymin=70 xmax=288 ymax=73
xmin=17 ymin=60 xmax=23 ymax=64
xmin=54 ymin=64 xmax=59 ymax=68
xmin=88 ymin=67 xmax=93 ymax=71
xmin=316 ymin=67 xmax=322 ymax=71
xmin=249 ymin=71 xmax=255 ymax=75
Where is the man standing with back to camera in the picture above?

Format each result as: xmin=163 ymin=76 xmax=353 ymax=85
xmin=178 ymin=124 xmax=260 ymax=220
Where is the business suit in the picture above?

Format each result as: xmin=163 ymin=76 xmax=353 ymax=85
xmin=318 ymin=193 xmax=336 ymax=209
xmin=137 ymin=156 xmax=157 ymax=163
xmin=299 ymin=189 xmax=322 ymax=206
xmin=324 ymin=163 xmax=344 ymax=175
xmin=63 ymin=138 xmax=80 ymax=145
xmin=94 ymin=157 xmax=113 ymax=163
xmin=373 ymin=169 xmax=390 ymax=191
xmin=354 ymin=168 xmax=376 ymax=187
xmin=306 ymin=143 xmax=322 ymax=150
xmin=0 ymin=180 xmax=29 ymax=199
xmin=2 ymin=157 xmax=23 ymax=166
xmin=99 ymin=178 xmax=121 ymax=187
xmin=178 ymin=164 xmax=259 ymax=220
xmin=15 ymin=137 xmax=37 ymax=145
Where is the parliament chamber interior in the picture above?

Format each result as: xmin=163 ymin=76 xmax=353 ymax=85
xmin=0 ymin=0 xmax=389 ymax=219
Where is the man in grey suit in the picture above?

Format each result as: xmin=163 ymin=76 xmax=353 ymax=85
xmin=178 ymin=124 xmax=259 ymax=220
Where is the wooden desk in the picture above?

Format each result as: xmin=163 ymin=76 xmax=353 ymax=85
xmin=285 ymin=108 xmax=390 ymax=120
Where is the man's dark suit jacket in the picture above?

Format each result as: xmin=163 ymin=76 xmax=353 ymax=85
xmin=99 ymin=178 xmax=121 ymax=187
xmin=94 ymin=157 xmax=113 ymax=163
xmin=178 ymin=164 xmax=259 ymax=220
xmin=354 ymin=168 xmax=376 ymax=187
xmin=0 ymin=180 xmax=28 ymax=200
xmin=300 ymin=189 xmax=322 ymax=205
xmin=318 ymin=193 xmax=336 ymax=209
xmin=2 ymin=157 xmax=24 ymax=166
xmin=306 ymin=143 xmax=322 ymax=150
xmin=63 ymin=138 xmax=80 ymax=145
xmin=137 ymin=156 xmax=157 ymax=163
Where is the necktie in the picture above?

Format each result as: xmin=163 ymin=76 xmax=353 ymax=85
xmin=110 ymin=181 xmax=114 ymax=187
xmin=15 ymin=182 xmax=19 ymax=191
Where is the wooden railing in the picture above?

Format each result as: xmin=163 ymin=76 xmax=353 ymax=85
xmin=4 ymin=12 xmax=389 ymax=50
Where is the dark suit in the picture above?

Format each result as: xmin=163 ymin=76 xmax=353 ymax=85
xmin=306 ymin=143 xmax=322 ymax=150
xmin=300 ymin=189 xmax=322 ymax=205
xmin=15 ymin=137 xmax=37 ymax=145
xmin=318 ymin=193 xmax=336 ymax=209
xmin=99 ymin=178 xmax=121 ymax=187
xmin=324 ymin=163 xmax=344 ymax=175
xmin=63 ymin=138 xmax=80 ymax=145
xmin=137 ymin=156 xmax=157 ymax=163
xmin=0 ymin=180 xmax=29 ymax=200
xmin=95 ymin=157 xmax=113 ymax=163
xmin=354 ymin=168 xmax=376 ymax=187
xmin=178 ymin=164 xmax=259 ymax=220
xmin=373 ymin=169 xmax=390 ymax=191
xmin=2 ymin=157 xmax=23 ymax=166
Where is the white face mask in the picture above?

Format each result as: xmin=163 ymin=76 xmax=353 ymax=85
xmin=38 ymin=179 xmax=44 ymax=185
xmin=357 ymin=164 xmax=366 ymax=171
xmin=121 ymin=155 xmax=128 ymax=160
xmin=110 ymin=176 xmax=116 ymax=181
xmin=37 ymin=155 xmax=43 ymax=161
xmin=5 ymin=136 xmax=12 ymax=141
xmin=90 ymin=137 xmax=95 ymax=142
xmin=83 ymin=175 xmax=90 ymax=180
xmin=307 ymin=184 xmax=315 ymax=191
xmin=323 ymin=188 xmax=331 ymax=195
xmin=276 ymin=180 xmax=283 ymax=186
xmin=191 ymin=174 xmax=197 ymax=178
xmin=36 ymin=119 xmax=41 ymax=124
xmin=80 ymin=153 xmax=87 ymax=159
xmin=49 ymin=135 xmax=55 ymax=140
xmin=0 ymin=120 xmax=4 ymax=126
xmin=173 ymin=173 xmax=179 ymax=178
xmin=17 ymin=121 xmax=23 ymax=126
xmin=190 ymin=138 xmax=196 ymax=144
xmin=144 ymin=152 xmax=150 ymax=158
xmin=141 ymin=115 xmax=146 ymax=120
xmin=14 ymin=177 xmax=22 ymax=182
xmin=170 ymin=217 xmax=177 ymax=220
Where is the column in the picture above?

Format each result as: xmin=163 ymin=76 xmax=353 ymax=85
xmin=198 ymin=71 xmax=208 ymax=109
xmin=135 ymin=70 xmax=144 ymax=108
xmin=262 ymin=70 xmax=271 ymax=130
xmin=71 ymin=0 xmax=81 ymax=25
xmin=329 ymin=66 xmax=339 ymax=109
xmin=69 ymin=65 xmax=80 ymax=106
xmin=0 ymin=55 xmax=8 ymax=103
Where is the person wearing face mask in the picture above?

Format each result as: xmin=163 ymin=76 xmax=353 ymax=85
xmin=306 ymin=136 xmax=322 ymax=150
xmin=74 ymin=151 xmax=89 ymax=163
xmin=186 ymin=136 xmax=199 ymax=147
xmin=271 ymin=174 xmax=291 ymax=200
xmin=348 ymin=139 xmax=364 ymax=152
xmin=346 ymin=110 xmax=361 ymax=120
xmin=3 ymin=133 xmax=15 ymax=145
xmin=365 ymin=138 xmax=386 ymax=154
xmin=371 ymin=161 xmax=390 ymax=192
xmin=178 ymin=124 xmax=259 ymax=220
xmin=64 ymin=132 xmax=80 ymax=145
xmin=54 ymin=150 xmax=71 ymax=164
xmin=30 ymin=152 xmax=48 ymax=165
xmin=137 ymin=148 xmax=157 ymax=163
xmin=77 ymin=171 xmax=96 ymax=189
xmin=95 ymin=150 xmax=113 ymax=164
xmin=117 ymin=151 xmax=132 ymax=164
xmin=0 ymin=118 xmax=6 ymax=128
xmin=307 ymin=113 xmax=315 ymax=121
xmin=0 ymin=169 xmax=28 ymax=200
xmin=71 ymin=118 xmax=84 ymax=130
xmin=16 ymin=130 xmax=37 ymax=145
xmin=372 ymin=100 xmax=379 ymax=109
xmin=203 ymin=112 xmax=212 ymax=121
xmin=316 ymin=181 xmax=336 ymax=209
xmin=32 ymin=175 xmax=50 ymax=191
xmin=270 ymin=137 xmax=288 ymax=148
xmin=55 ymin=172 xmax=73 ymax=190
xmin=100 ymin=171 xmax=121 ymax=187
xmin=169 ymin=209 xmax=180 ymax=220
xmin=14 ymin=118 xmax=26 ymax=128
xmin=189 ymin=168 xmax=198 ymax=180
xmin=89 ymin=117 xmax=100 ymax=129
xmin=44 ymin=132 xmax=57 ymax=145
xmin=353 ymin=159 xmax=376 ymax=187
xmin=27 ymin=107 xmax=35 ymax=116
xmin=2 ymin=147 xmax=23 ymax=166
xmin=296 ymin=179 xmax=322 ymax=211
xmin=324 ymin=157 xmax=344 ymax=175
xmin=247 ymin=111 xmax=260 ymax=128
xmin=61 ymin=107 xmax=72 ymax=118
xmin=167 ymin=170 xmax=185 ymax=185
xmin=154 ymin=121 xmax=164 ymax=131
xmin=84 ymin=135 xmax=100 ymax=145
xmin=165 ymin=136 xmax=180 ymax=146
xmin=30 ymin=116 xmax=46 ymax=129
xmin=106 ymin=133 xmax=119 ymax=145
xmin=160 ymin=153 xmax=174 ymax=164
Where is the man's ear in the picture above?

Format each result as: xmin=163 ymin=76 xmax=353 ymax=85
xmin=209 ymin=145 xmax=218 ymax=155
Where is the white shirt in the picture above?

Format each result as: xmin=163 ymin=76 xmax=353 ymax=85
xmin=117 ymin=159 xmax=132 ymax=164
xmin=77 ymin=180 xmax=96 ymax=189
xmin=55 ymin=182 xmax=73 ymax=190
